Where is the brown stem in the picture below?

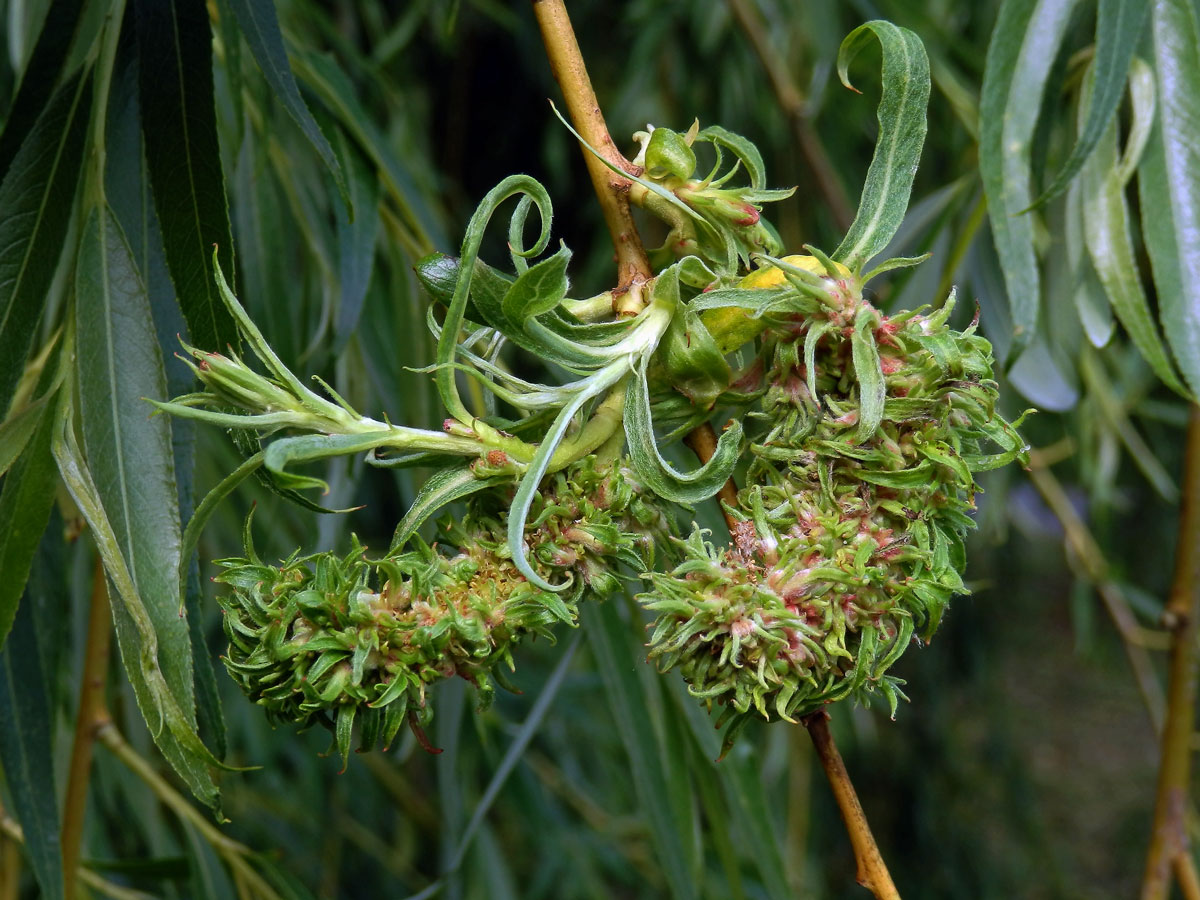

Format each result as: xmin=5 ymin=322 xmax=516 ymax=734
xmin=1027 ymin=453 xmax=1166 ymax=730
xmin=531 ymin=0 xmax=652 ymax=292
xmin=683 ymin=422 xmax=740 ymax=533
xmin=1176 ymin=854 xmax=1200 ymax=900
xmin=1142 ymin=405 xmax=1200 ymax=900
xmin=61 ymin=554 xmax=114 ymax=896
xmin=803 ymin=712 xmax=900 ymax=899
xmin=725 ymin=0 xmax=855 ymax=232
xmin=97 ymin=724 xmax=280 ymax=899
xmin=529 ymin=10 xmax=896 ymax=894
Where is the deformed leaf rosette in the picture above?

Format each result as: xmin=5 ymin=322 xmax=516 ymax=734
xmin=215 ymin=456 xmax=673 ymax=766
xmin=637 ymin=252 xmax=1030 ymax=752
xmin=640 ymin=522 xmax=916 ymax=751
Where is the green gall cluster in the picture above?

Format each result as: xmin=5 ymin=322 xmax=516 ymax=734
xmin=638 ymin=257 xmax=1027 ymax=747
xmin=215 ymin=457 xmax=670 ymax=766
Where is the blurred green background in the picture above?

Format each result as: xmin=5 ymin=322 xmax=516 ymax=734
xmin=1 ymin=0 xmax=1190 ymax=897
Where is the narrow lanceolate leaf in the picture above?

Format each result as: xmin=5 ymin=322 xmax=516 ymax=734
xmin=831 ymin=21 xmax=930 ymax=272
xmin=225 ymin=0 xmax=348 ymax=206
xmin=0 ymin=71 xmax=91 ymax=416
xmin=0 ymin=0 xmax=85 ymax=181
xmin=262 ymin=431 xmax=396 ymax=493
xmin=333 ymin=133 xmax=379 ymax=354
xmin=0 ymin=388 xmax=59 ymax=647
xmin=980 ymin=0 xmax=1079 ymax=364
xmin=851 ymin=306 xmax=886 ymax=442
xmin=0 ymin=600 xmax=63 ymax=900
xmin=1080 ymin=63 xmax=1186 ymax=395
xmin=624 ymin=361 xmax=742 ymax=504
xmin=437 ymin=175 xmax=552 ymax=424
xmin=0 ymin=393 xmax=50 ymax=478
xmin=1140 ymin=0 xmax=1200 ymax=398
xmin=73 ymin=208 xmax=220 ymax=810
xmin=54 ymin=377 xmax=223 ymax=812
xmin=1065 ymin=180 xmax=1114 ymax=347
xmin=105 ymin=30 xmax=226 ymax=758
xmin=1030 ymin=0 xmax=1150 ymax=208
xmin=134 ymin=0 xmax=238 ymax=353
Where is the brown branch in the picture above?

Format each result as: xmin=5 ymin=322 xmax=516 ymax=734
xmin=725 ymin=0 xmax=855 ymax=232
xmin=97 ymin=724 xmax=280 ymax=898
xmin=1176 ymin=853 xmax=1200 ymax=900
xmin=803 ymin=712 xmax=900 ymax=899
xmin=531 ymin=0 xmax=652 ymax=293
xmin=683 ymin=423 xmax=740 ymax=534
xmin=529 ymin=8 xmax=896 ymax=895
xmin=61 ymin=555 xmax=114 ymax=896
xmin=1026 ymin=453 xmax=1166 ymax=730
xmin=1142 ymin=405 xmax=1200 ymax=900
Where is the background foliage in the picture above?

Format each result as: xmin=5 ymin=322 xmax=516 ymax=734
xmin=0 ymin=0 xmax=1197 ymax=897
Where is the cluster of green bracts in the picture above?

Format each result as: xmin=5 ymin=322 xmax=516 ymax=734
xmin=163 ymin=36 xmax=1029 ymax=759
xmin=214 ymin=458 xmax=669 ymax=764
xmin=637 ymin=257 xmax=1027 ymax=749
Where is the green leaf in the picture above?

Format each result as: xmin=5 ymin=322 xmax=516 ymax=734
xmin=225 ymin=0 xmax=348 ymax=207
xmin=624 ymin=360 xmax=742 ymax=505
xmin=438 ymin=175 xmax=552 ymax=423
xmin=0 ymin=392 xmax=50 ymax=478
xmin=333 ymin=132 xmax=379 ymax=354
xmin=1029 ymin=0 xmax=1150 ymax=208
xmin=696 ymin=125 xmax=766 ymax=189
xmin=289 ymin=47 xmax=445 ymax=250
xmin=262 ymin=431 xmax=398 ymax=493
xmin=584 ymin=601 xmax=698 ymax=900
xmin=1079 ymin=60 xmax=1186 ymax=395
xmin=0 ymin=599 xmax=63 ymax=900
xmin=54 ymin=391 xmax=224 ymax=811
xmin=831 ymin=21 xmax=931 ymax=272
xmin=506 ymin=361 xmax=626 ymax=591
xmin=0 ymin=388 xmax=58 ymax=648
xmin=851 ymin=305 xmax=886 ymax=442
xmin=388 ymin=466 xmax=506 ymax=553
xmin=980 ymin=0 xmax=1078 ymax=364
xmin=1065 ymin=179 xmax=1114 ymax=347
xmin=71 ymin=208 xmax=221 ymax=810
xmin=1140 ymin=0 xmax=1200 ymax=397
xmin=134 ymin=0 xmax=238 ymax=353
xmin=0 ymin=0 xmax=85 ymax=181
xmin=501 ymin=243 xmax=571 ymax=324
xmin=0 ymin=70 xmax=91 ymax=416
xmin=178 ymin=451 xmax=264 ymax=610
xmin=658 ymin=304 xmax=732 ymax=409
xmin=645 ymin=127 xmax=697 ymax=180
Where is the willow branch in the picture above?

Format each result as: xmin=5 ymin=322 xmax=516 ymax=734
xmin=1027 ymin=452 xmax=1166 ymax=729
xmin=528 ymin=6 xmax=899 ymax=894
xmin=531 ymin=0 xmax=652 ymax=294
xmin=1142 ymin=405 xmax=1200 ymax=900
xmin=683 ymin=423 xmax=740 ymax=534
xmin=61 ymin=555 xmax=114 ymax=896
xmin=97 ymin=724 xmax=281 ymax=900
xmin=801 ymin=712 xmax=900 ymax=898
xmin=530 ymin=0 xmax=742 ymax=507
xmin=1175 ymin=853 xmax=1200 ymax=900
xmin=725 ymin=0 xmax=854 ymax=232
